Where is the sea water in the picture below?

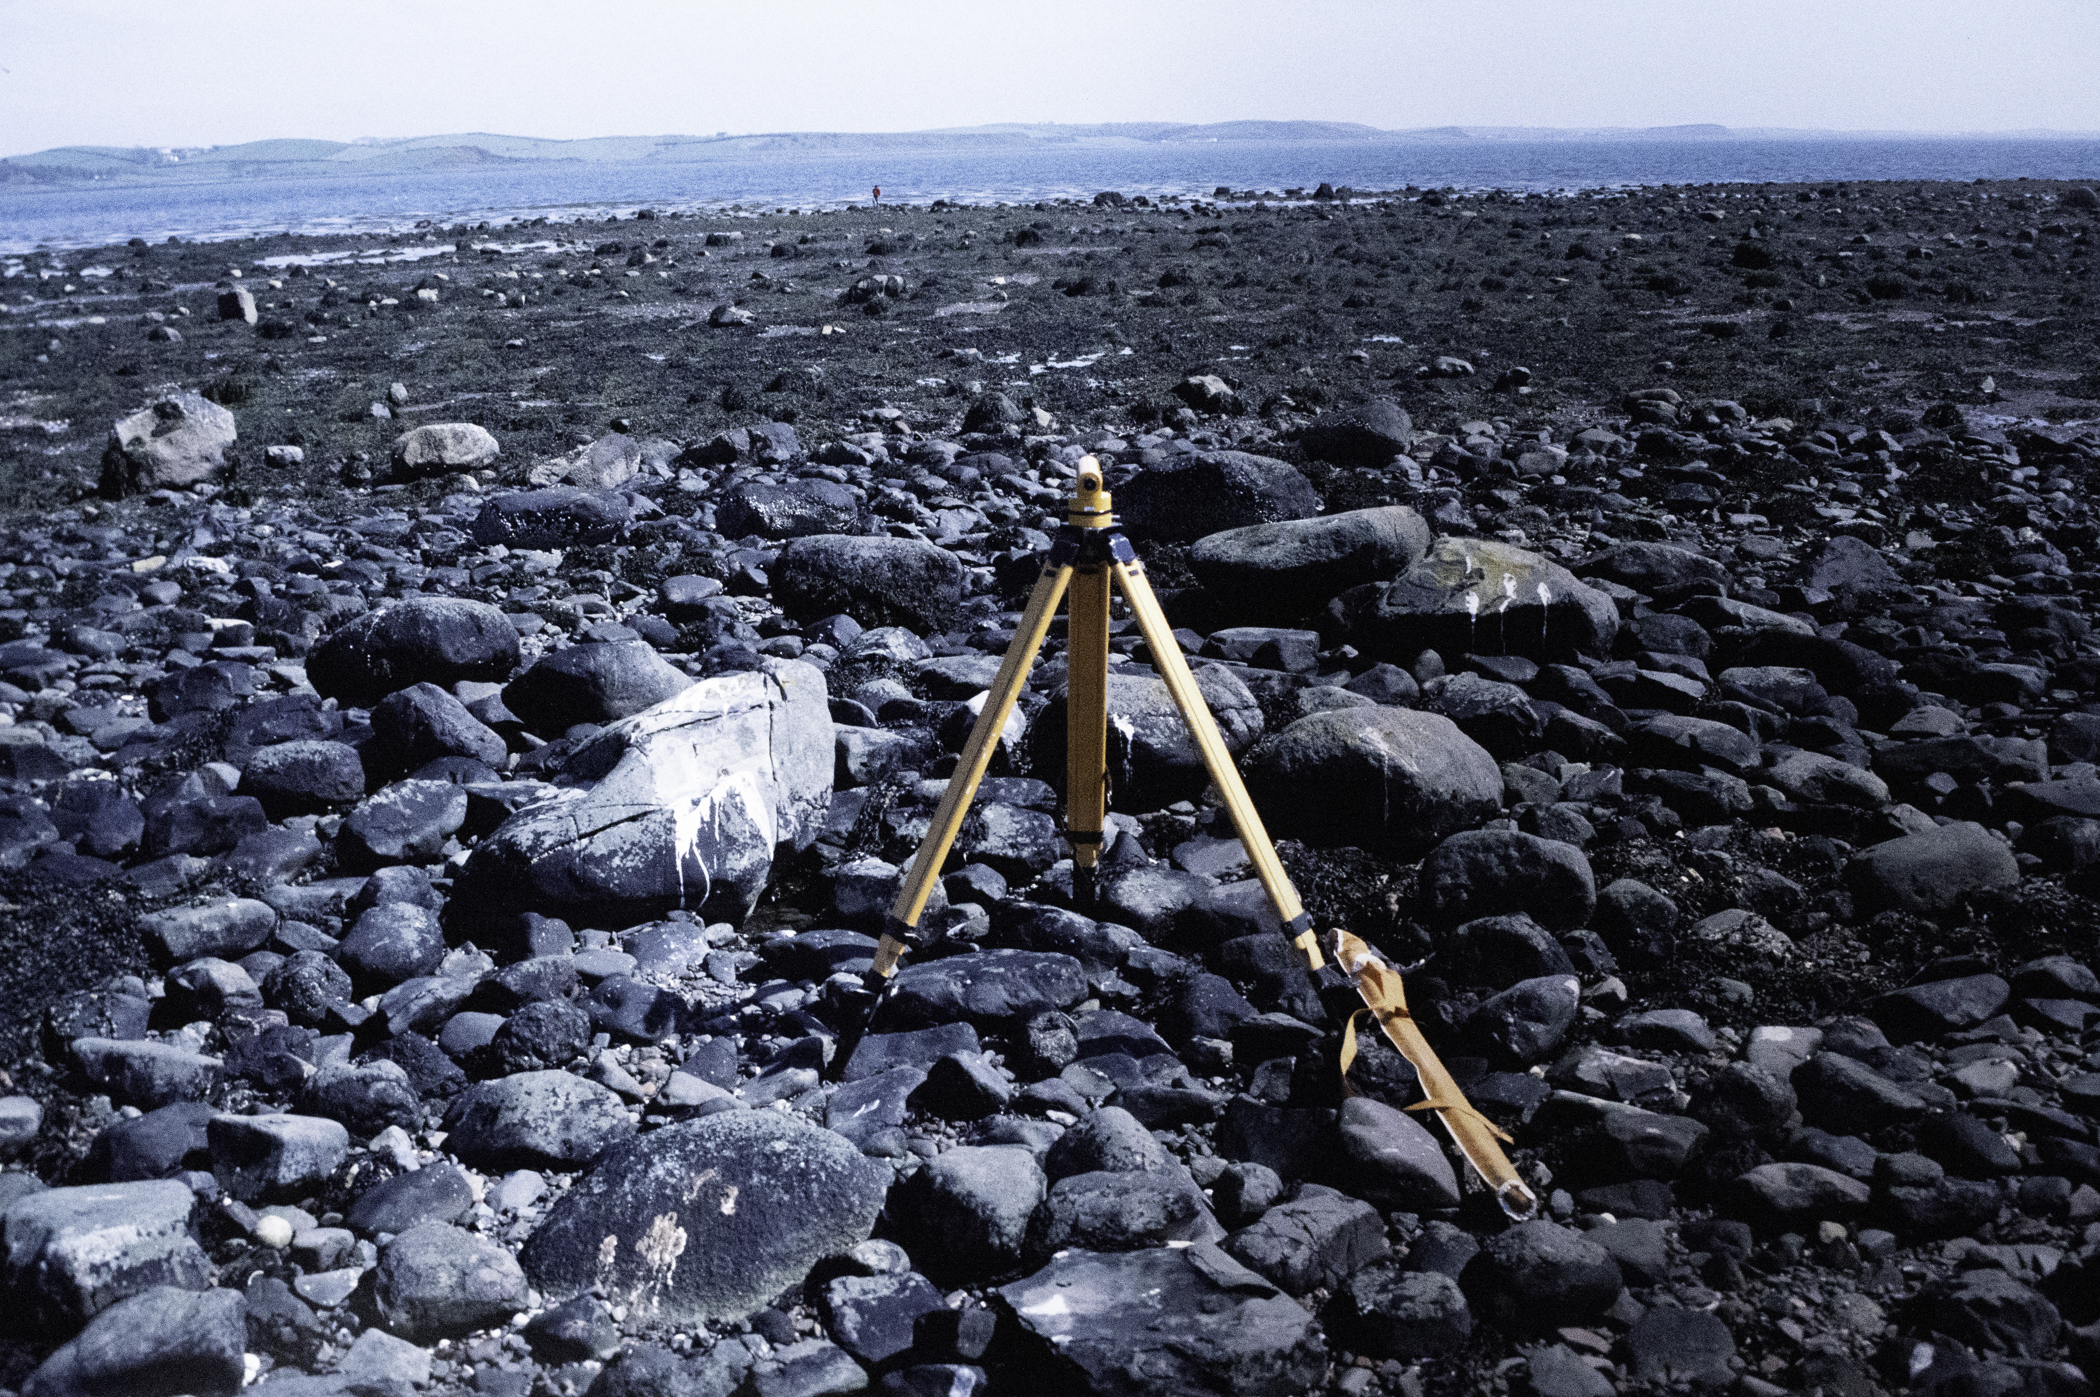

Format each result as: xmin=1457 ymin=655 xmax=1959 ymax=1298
xmin=4 ymin=136 xmax=2098 ymax=253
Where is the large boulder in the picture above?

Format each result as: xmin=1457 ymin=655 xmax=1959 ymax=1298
xmin=442 ymin=1071 xmax=636 ymax=1172
xmin=995 ymin=1245 xmax=1328 ymax=1397
xmin=1 ymin=1180 xmax=211 ymax=1334
xmin=1034 ymin=665 xmax=1263 ymax=812
xmin=307 ymin=597 xmax=521 ymax=710
xmin=374 ymin=1222 xmax=529 ymax=1342
xmin=21 ymin=1284 xmax=245 ymax=1397
xmin=100 ymin=392 xmax=237 ymax=495
xmin=391 ymin=423 xmax=499 ymax=479
xmin=1332 ymin=538 xmax=1619 ymax=664
xmin=1190 ymin=506 xmax=1433 ymax=623
xmin=529 ymin=432 xmax=659 ymax=490
xmin=470 ymin=487 xmax=633 ymax=550
xmin=503 ymin=641 xmax=694 ymax=735
xmin=1575 ymin=542 xmax=1730 ymax=603
xmin=716 ymin=480 xmax=865 ymax=539
xmin=1846 ymin=822 xmax=2019 ymax=917
xmin=520 ymin=1111 xmax=887 ymax=1327
xmin=1246 ymin=707 xmax=1502 ymax=857
xmin=773 ymin=535 xmax=965 ymax=630
xmin=456 ymin=660 xmax=832 ymax=928
xmin=1459 ymin=1221 xmax=1623 ymax=1333
xmin=1117 ymin=451 xmax=1322 ymax=542
xmin=1420 ymin=830 xmax=1596 ymax=931
xmin=1298 ymin=398 xmax=1415 ymax=468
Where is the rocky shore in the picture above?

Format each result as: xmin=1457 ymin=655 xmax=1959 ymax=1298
xmin=0 ymin=179 xmax=2098 ymax=1397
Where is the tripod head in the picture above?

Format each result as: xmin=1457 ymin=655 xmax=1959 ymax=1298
xmin=1067 ymin=458 xmax=1112 ymax=529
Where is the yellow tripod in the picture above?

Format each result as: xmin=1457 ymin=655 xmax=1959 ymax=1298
xmin=862 ymin=459 xmax=1536 ymax=1220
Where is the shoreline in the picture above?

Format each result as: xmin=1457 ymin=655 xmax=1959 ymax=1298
xmin=6 ymin=133 xmax=2099 ymax=253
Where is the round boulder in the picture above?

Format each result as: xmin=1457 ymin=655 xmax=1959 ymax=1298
xmin=1332 ymin=537 xmax=1619 ymax=664
xmin=502 ymin=641 xmax=693 ymax=735
xmin=1459 ymin=1221 xmax=1623 ymax=1332
xmin=1116 ymin=450 xmax=1321 ymax=542
xmin=1246 ymin=707 xmax=1502 ymax=857
xmin=1846 ymin=822 xmax=2019 ymax=917
xmin=1297 ymin=397 xmax=1416 ymax=469
xmin=773 ymin=535 xmax=966 ymax=631
xmin=1420 ymin=829 xmax=1596 ymax=930
xmin=1189 ymin=505 xmax=1432 ymax=623
xmin=391 ymin=423 xmax=500 ymax=479
xmin=307 ymin=598 xmax=521 ymax=710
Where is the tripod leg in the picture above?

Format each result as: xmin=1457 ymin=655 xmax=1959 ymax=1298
xmin=875 ymin=561 xmax=1072 ymax=977
xmin=1109 ymin=557 xmax=1325 ymax=972
xmin=1064 ymin=555 xmax=1111 ymax=904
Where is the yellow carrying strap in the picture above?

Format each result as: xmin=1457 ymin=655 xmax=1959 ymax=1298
xmin=1333 ymin=929 xmax=1539 ymax=1221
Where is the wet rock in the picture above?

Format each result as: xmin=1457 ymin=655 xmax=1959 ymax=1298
xmin=821 ymin=1270 xmax=945 ymax=1369
xmin=370 ymin=682 xmax=508 ymax=773
xmin=995 ymin=1244 xmax=1326 ymax=1397
xmin=1224 ymin=1183 xmax=1388 ymax=1294
xmin=1043 ymin=1106 xmax=1172 ymax=1179
xmin=874 ymin=950 xmax=1087 ymax=1032
xmin=338 ymin=903 xmax=446 ymax=993
xmin=1459 ymin=1221 xmax=1622 ymax=1333
xmin=1469 ymin=975 xmax=1582 ymax=1063
xmin=718 ymin=479 xmax=865 ymax=539
xmin=239 ymin=740 xmax=368 ymax=817
xmin=471 ymin=486 xmax=633 ymax=549
xmin=344 ymin=1162 xmax=476 ymax=1236
xmin=1846 ymin=822 xmax=2019 ymax=916
xmin=69 ymin=1039 xmax=222 ymax=1109
xmin=207 ymin=1113 xmax=348 ymax=1202
xmin=1592 ymin=878 xmax=1679 ymax=965
xmin=300 ymin=1059 xmax=421 ymax=1137
xmin=1625 ymin=1306 xmax=1736 ymax=1387
xmin=1727 ymin=1161 xmax=1871 ymax=1230
xmin=1332 ymin=1096 xmax=1462 ymax=1210
xmin=1036 ymin=665 xmax=1262 ymax=813
xmin=890 ymin=1144 xmax=1045 ymax=1279
xmin=523 ymin=1294 xmax=622 ymax=1364
xmin=1576 ymin=541 xmax=1730 ymax=603
xmin=1297 ymin=397 xmax=1415 ymax=468
xmin=1325 ymin=1263 xmax=1473 ymax=1359
xmin=522 ymin=1110 xmax=887 ymax=1326
xmin=1027 ymin=1169 xmax=1218 ymax=1259
xmin=0 ymin=1096 xmax=43 ymax=1161
xmin=1926 ymin=1267 xmax=2062 ymax=1356
xmin=140 ymin=897 xmax=277 ymax=964
xmin=337 ymin=779 xmax=468 ymax=869
xmin=1868 ymin=974 xmax=2012 ymax=1043
xmin=1793 ymin=1050 xmax=1928 ymax=1130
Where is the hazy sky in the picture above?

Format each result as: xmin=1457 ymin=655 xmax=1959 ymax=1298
xmin=7 ymin=0 xmax=2099 ymax=153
